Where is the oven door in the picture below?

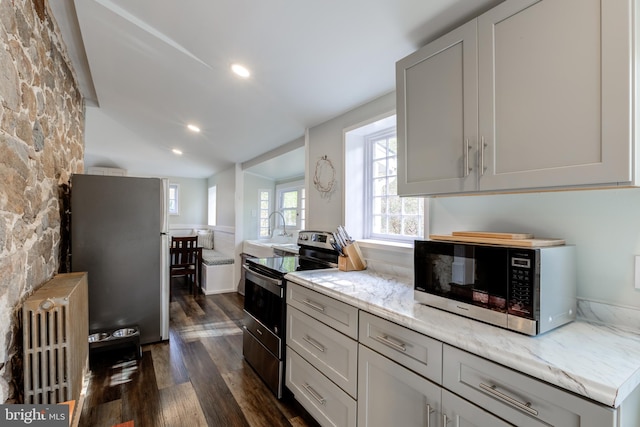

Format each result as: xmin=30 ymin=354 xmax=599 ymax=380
xmin=243 ymin=266 xmax=284 ymax=338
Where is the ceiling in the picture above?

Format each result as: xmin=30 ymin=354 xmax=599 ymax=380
xmin=50 ymin=0 xmax=503 ymax=180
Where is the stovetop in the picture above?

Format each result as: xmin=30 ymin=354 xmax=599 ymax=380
xmin=247 ymin=255 xmax=299 ymax=276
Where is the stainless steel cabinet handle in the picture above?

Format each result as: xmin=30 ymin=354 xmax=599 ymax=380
xmin=464 ymin=138 xmax=472 ymax=177
xmin=479 ymin=383 xmax=539 ymax=416
xmin=425 ymin=403 xmax=434 ymax=427
xmin=480 ymin=136 xmax=488 ymax=176
xmin=442 ymin=414 xmax=449 ymax=425
xmin=373 ymin=334 xmax=407 ymax=352
xmin=301 ymin=299 xmax=325 ymax=312
xmin=303 ymin=335 xmax=326 ymax=352
xmin=303 ymin=383 xmax=326 ymax=405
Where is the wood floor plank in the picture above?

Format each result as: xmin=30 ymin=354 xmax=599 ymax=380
xmin=182 ymin=339 xmax=250 ymax=427
xmin=221 ymin=369 xmax=293 ymax=427
xmin=201 ymin=334 xmax=245 ymax=376
xmin=80 ymin=284 xmax=318 ymax=427
xmin=160 ymin=382 xmax=208 ymax=427
xmin=170 ymin=299 xmax=194 ymax=329
xmin=80 ymin=398 xmax=122 ymax=427
xmin=209 ymin=292 xmax=245 ymax=323
xmin=120 ymin=350 xmax=165 ymax=427
xmin=195 ymin=293 xmax=231 ymax=320
xmin=149 ymin=330 xmax=190 ymax=390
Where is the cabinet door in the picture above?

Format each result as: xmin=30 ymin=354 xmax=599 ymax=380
xmin=441 ymin=389 xmax=513 ymax=427
xmin=477 ymin=0 xmax=632 ymax=191
xmin=357 ymin=345 xmax=441 ymax=427
xmin=397 ymin=19 xmax=478 ymax=196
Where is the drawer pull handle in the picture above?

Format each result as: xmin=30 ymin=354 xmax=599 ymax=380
xmin=373 ymin=334 xmax=407 ymax=352
xmin=303 ymin=335 xmax=326 ymax=352
xmin=303 ymin=383 xmax=326 ymax=405
xmin=302 ymin=299 xmax=326 ymax=312
xmin=480 ymin=136 xmax=488 ymax=175
xmin=425 ymin=403 xmax=434 ymax=427
xmin=479 ymin=383 xmax=539 ymax=416
xmin=464 ymin=138 xmax=472 ymax=177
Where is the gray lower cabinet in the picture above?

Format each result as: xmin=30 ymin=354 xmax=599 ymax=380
xmin=286 ymin=282 xmax=640 ymax=427
xmin=441 ymin=389 xmax=513 ymax=427
xmin=287 ymin=306 xmax=358 ymax=398
xmin=357 ymin=344 xmax=442 ymax=427
xmin=443 ymin=345 xmax=615 ymax=427
xmin=286 ymin=348 xmax=357 ymax=427
xmin=285 ymin=282 xmax=358 ymax=427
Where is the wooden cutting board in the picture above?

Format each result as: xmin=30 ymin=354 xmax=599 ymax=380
xmin=452 ymin=231 xmax=534 ymax=239
xmin=429 ymin=234 xmax=565 ymax=247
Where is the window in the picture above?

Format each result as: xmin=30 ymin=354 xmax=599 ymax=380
xmin=277 ymin=181 xmax=305 ymax=230
xmin=168 ymin=183 xmax=179 ymax=215
xmin=344 ymin=113 xmax=425 ymax=243
xmin=208 ymin=185 xmax=217 ymax=226
xmin=366 ymin=129 xmax=423 ymax=240
xmin=258 ymin=189 xmax=272 ymax=238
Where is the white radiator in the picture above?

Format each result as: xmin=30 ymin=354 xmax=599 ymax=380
xmin=22 ymin=272 xmax=89 ymax=405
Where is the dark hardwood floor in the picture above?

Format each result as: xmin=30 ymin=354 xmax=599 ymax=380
xmin=79 ymin=278 xmax=320 ymax=427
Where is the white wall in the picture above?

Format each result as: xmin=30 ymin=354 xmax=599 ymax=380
xmin=307 ymin=92 xmax=396 ymax=231
xmin=167 ymin=176 xmax=207 ymax=227
xmin=208 ymin=166 xmax=236 ymax=227
xmin=243 ymin=172 xmax=275 ymax=240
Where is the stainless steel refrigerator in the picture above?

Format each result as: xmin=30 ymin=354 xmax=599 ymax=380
xmin=70 ymin=174 xmax=169 ymax=345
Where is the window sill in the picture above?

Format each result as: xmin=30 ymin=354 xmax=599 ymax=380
xmin=357 ymin=239 xmax=414 ymax=254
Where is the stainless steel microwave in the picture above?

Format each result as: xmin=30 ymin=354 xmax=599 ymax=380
xmin=414 ymin=240 xmax=576 ymax=335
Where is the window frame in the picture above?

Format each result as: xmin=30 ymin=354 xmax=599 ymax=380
xmin=276 ymin=180 xmax=305 ymax=231
xmin=344 ymin=112 xmax=427 ymax=245
xmin=168 ymin=183 xmax=179 ymax=215
xmin=208 ymin=185 xmax=217 ymax=226
xmin=258 ymin=188 xmax=273 ymax=238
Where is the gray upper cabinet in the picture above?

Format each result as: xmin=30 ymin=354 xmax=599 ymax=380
xmin=397 ymin=0 xmax=633 ymax=196
xmin=397 ymin=19 xmax=478 ymax=195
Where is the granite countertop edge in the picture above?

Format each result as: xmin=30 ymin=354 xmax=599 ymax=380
xmin=284 ymin=268 xmax=640 ymax=408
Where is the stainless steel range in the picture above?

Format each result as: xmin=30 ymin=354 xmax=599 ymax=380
xmin=242 ymin=231 xmax=339 ymax=398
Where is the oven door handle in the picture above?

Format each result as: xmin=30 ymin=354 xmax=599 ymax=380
xmin=243 ymin=265 xmax=283 ymax=297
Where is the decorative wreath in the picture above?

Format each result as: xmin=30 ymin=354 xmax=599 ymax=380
xmin=313 ymin=155 xmax=336 ymax=200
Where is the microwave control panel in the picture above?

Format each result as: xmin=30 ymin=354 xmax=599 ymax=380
xmin=508 ymin=249 xmax=538 ymax=318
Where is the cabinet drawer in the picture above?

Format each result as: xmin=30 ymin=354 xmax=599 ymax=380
xmin=286 ymin=347 xmax=357 ymax=427
xmin=359 ymin=311 xmax=442 ymax=384
xmin=287 ymin=282 xmax=359 ymax=339
xmin=287 ymin=306 xmax=358 ymax=398
xmin=443 ymin=345 xmax=614 ymax=427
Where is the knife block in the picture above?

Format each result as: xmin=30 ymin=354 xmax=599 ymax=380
xmin=338 ymin=242 xmax=367 ymax=271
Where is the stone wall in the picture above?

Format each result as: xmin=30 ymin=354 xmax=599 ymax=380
xmin=0 ymin=0 xmax=84 ymax=402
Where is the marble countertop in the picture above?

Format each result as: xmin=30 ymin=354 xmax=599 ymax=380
xmin=285 ymin=268 xmax=640 ymax=408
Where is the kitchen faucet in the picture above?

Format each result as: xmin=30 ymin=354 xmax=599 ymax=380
xmin=268 ymin=211 xmax=292 ymax=238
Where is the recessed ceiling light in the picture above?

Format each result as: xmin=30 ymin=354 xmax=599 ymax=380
xmin=231 ymin=63 xmax=250 ymax=78
xmin=187 ymin=124 xmax=200 ymax=133
xmin=172 ymin=149 xmax=183 ymax=155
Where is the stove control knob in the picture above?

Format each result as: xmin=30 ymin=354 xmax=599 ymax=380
xmin=299 ymin=234 xmax=309 ymax=241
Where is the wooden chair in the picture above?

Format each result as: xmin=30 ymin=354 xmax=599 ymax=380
xmin=170 ymin=236 xmax=202 ymax=295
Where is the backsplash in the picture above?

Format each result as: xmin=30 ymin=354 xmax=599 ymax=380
xmin=577 ymin=299 xmax=640 ymax=334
